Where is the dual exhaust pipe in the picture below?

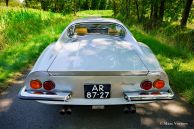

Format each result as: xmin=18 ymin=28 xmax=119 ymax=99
xmin=123 ymin=104 xmax=136 ymax=113
xmin=59 ymin=104 xmax=136 ymax=115
xmin=59 ymin=106 xmax=72 ymax=115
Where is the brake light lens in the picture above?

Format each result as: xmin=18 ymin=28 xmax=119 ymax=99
xmin=153 ymin=79 xmax=165 ymax=89
xmin=30 ymin=80 xmax=42 ymax=89
xmin=43 ymin=81 xmax=55 ymax=90
xmin=140 ymin=80 xmax=152 ymax=90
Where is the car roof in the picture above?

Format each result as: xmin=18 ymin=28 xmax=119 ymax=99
xmin=71 ymin=17 xmax=122 ymax=24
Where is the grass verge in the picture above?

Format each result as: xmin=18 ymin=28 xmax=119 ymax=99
xmin=0 ymin=7 xmax=73 ymax=91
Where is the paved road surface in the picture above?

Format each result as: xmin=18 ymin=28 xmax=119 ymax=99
xmin=0 ymin=74 xmax=194 ymax=129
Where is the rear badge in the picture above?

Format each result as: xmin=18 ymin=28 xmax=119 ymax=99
xmin=92 ymin=105 xmax=105 ymax=110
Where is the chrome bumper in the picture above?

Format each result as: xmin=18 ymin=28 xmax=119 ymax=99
xmin=18 ymin=86 xmax=71 ymax=101
xmin=19 ymin=86 xmax=174 ymax=105
xmin=123 ymin=89 xmax=174 ymax=101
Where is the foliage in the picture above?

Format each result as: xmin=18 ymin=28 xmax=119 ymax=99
xmin=0 ymin=0 xmax=23 ymax=7
xmin=1 ymin=0 xmax=193 ymax=27
xmin=113 ymin=0 xmax=193 ymax=27
xmin=23 ymin=0 xmax=112 ymax=13
xmin=76 ymin=10 xmax=113 ymax=17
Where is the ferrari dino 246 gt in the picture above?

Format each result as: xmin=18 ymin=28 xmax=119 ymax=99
xmin=19 ymin=18 xmax=174 ymax=110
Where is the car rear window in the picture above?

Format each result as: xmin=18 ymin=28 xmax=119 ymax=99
xmin=67 ymin=23 xmax=126 ymax=38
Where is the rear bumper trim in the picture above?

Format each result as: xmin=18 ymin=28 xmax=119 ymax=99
xmin=18 ymin=86 xmax=71 ymax=101
xmin=123 ymin=89 xmax=174 ymax=101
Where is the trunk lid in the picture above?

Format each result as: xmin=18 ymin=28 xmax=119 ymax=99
xmin=48 ymin=35 xmax=148 ymax=76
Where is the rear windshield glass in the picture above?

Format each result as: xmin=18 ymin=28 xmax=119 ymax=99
xmin=61 ymin=22 xmax=126 ymax=41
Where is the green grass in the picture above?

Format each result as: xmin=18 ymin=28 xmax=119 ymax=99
xmin=0 ymin=8 xmax=194 ymax=105
xmin=76 ymin=10 xmax=113 ymax=17
xmin=0 ymin=7 xmax=73 ymax=90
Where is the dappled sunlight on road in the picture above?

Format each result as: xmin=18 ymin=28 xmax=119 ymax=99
xmin=0 ymin=76 xmax=25 ymax=113
xmin=163 ymin=102 xmax=191 ymax=116
xmin=0 ymin=91 xmax=9 ymax=96
xmin=141 ymin=117 xmax=155 ymax=126
xmin=136 ymin=99 xmax=194 ymax=129
xmin=0 ymin=98 xmax=13 ymax=112
xmin=10 ymin=80 xmax=24 ymax=85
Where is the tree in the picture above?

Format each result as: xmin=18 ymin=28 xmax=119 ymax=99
xmin=73 ymin=0 xmax=76 ymax=16
xmin=153 ymin=0 xmax=159 ymax=21
xmin=78 ymin=0 xmax=81 ymax=11
xmin=135 ymin=0 xmax=140 ymax=21
xmin=112 ymin=0 xmax=117 ymax=16
xmin=5 ymin=0 xmax=9 ymax=6
xmin=140 ymin=0 xmax=147 ymax=20
xmin=159 ymin=0 xmax=165 ymax=21
xmin=180 ymin=0 xmax=193 ymax=28
xmin=125 ymin=0 xmax=130 ymax=18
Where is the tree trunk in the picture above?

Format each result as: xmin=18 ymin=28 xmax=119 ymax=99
xmin=25 ymin=0 xmax=29 ymax=7
xmin=112 ymin=0 xmax=117 ymax=16
xmin=5 ymin=0 xmax=9 ymax=6
xmin=150 ymin=3 xmax=153 ymax=19
xmin=55 ymin=0 xmax=58 ymax=12
xmin=153 ymin=1 xmax=159 ymax=21
xmin=159 ymin=0 xmax=165 ymax=21
xmin=140 ymin=0 xmax=145 ymax=21
xmin=180 ymin=0 xmax=193 ymax=28
xmin=88 ymin=0 xmax=91 ymax=10
xmin=135 ymin=0 xmax=140 ymax=21
xmin=73 ymin=0 xmax=76 ymax=16
xmin=78 ymin=0 xmax=80 ymax=11
xmin=126 ymin=0 xmax=130 ymax=18
xmin=97 ymin=0 xmax=101 ymax=10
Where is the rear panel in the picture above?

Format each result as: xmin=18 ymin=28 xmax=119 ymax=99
xmin=20 ymin=71 xmax=173 ymax=105
xmin=49 ymin=75 xmax=168 ymax=98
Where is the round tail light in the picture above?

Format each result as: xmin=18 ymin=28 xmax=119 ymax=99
xmin=153 ymin=79 xmax=165 ymax=89
xmin=30 ymin=80 xmax=42 ymax=89
xmin=43 ymin=81 xmax=55 ymax=90
xmin=140 ymin=80 xmax=152 ymax=90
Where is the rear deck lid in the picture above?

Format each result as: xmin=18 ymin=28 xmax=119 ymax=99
xmin=48 ymin=35 xmax=148 ymax=76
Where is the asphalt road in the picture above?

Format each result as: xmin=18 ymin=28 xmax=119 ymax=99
xmin=0 ymin=75 xmax=194 ymax=129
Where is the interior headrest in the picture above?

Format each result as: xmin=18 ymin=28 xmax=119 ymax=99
xmin=108 ymin=28 xmax=119 ymax=35
xmin=75 ymin=28 xmax=88 ymax=35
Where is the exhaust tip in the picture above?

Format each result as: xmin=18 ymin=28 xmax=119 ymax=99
xmin=59 ymin=108 xmax=66 ymax=115
xmin=66 ymin=108 xmax=72 ymax=115
xmin=123 ymin=106 xmax=129 ymax=114
xmin=123 ymin=105 xmax=136 ymax=114
xmin=59 ymin=106 xmax=72 ymax=115
xmin=128 ymin=104 xmax=136 ymax=113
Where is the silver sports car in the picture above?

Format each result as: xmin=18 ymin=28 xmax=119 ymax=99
xmin=19 ymin=18 xmax=174 ymax=112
